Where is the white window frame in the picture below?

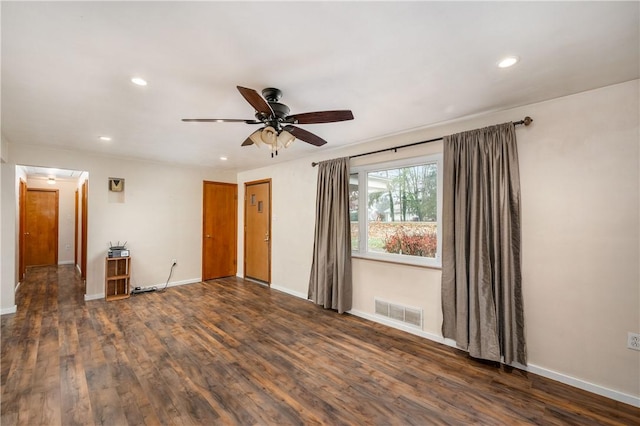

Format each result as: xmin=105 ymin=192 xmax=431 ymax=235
xmin=351 ymin=154 xmax=443 ymax=268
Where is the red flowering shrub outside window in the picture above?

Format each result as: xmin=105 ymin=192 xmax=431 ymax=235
xmin=383 ymin=227 xmax=437 ymax=258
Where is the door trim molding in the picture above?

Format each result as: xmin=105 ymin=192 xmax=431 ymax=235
xmin=243 ymin=179 xmax=272 ymax=285
xmin=18 ymin=179 xmax=26 ymax=281
xmin=81 ymin=180 xmax=88 ymax=281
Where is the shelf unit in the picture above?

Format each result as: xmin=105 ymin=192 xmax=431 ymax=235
xmin=105 ymin=256 xmax=131 ymax=301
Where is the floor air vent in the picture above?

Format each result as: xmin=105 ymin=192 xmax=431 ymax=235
xmin=374 ymin=298 xmax=423 ymax=328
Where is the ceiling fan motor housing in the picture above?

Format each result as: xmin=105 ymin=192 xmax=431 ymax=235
xmin=261 ymin=87 xmax=283 ymax=102
xmin=255 ymin=88 xmax=290 ymax=126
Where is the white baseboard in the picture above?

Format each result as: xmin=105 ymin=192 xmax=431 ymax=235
xmin=270 ymin=284 xmax=308 ymax=300
xmin=14 ymin=281 xmax=21 ymax=293
xmin=348 ymin=309 xmax=639 ymax=408
xmin=84 ymin=293 xmax=104 ymax=301
xmin=58 ymin=260 xmax=74 ymax=265
xmin=140 ymin=278 xmax=201 ymax=291
xmin=0 ymin=305 xmax=17 ymax=315
xmin=348 ymin=309 xmax=447 ymax=344
xmin=170 ymin=278 xmax=202 ymax=287
xmin=85 ymin=278 xmax=202 ymax=301
xmin=524 ymin=363 xmax=640 ymax=408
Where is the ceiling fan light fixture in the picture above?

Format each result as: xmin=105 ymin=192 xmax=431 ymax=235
xmin=278 ymin=130 xmax=296 ymax=148
xmin=261 ymin=126 xmax=277 ymax=146
xmin=249 ymin=129 xmax=264 ymax=147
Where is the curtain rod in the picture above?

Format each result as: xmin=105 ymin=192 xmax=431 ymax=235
xmin=311 ymin=116 xmax=533 ymax=167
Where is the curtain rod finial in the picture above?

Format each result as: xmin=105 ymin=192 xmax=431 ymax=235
xmin=312 ymin=162 xmax=319 ymax=167
xmin=523 ymin=116 xmax=533 ymax=126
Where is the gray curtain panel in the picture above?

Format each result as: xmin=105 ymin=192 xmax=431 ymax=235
xmin=308 ymin=157 xmax=353 ymax=314
xmin=441 ymin=122 xmax=526 ymax=365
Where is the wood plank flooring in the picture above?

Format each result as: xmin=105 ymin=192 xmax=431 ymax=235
xmin=2 ymin=265 xmax=639 ymax=425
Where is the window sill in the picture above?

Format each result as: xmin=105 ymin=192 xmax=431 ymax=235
xmin=351 ymin=253 xmax=442 ymax=270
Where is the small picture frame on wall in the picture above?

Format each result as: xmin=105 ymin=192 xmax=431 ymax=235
xmin=109 ymin=178 xmax=125 ymax=192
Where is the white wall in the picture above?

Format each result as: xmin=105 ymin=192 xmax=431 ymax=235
xmin=3 ymin=148 xmax=236 ymax=301
xmin=1 ymin=162 xmax=17 ymax=314
xmin=237 ymin=163 xmax=318 ymax=298
xmin=15 ymin=166 xmax=27 ymax=283
xmin=237 ymin=80 xmax=639 ymax=403
xmin=26 ymin=177 xmax=77 ymax=265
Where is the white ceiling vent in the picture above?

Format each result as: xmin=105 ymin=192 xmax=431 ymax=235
xmin=374 ymin=298 xmax=423 ymax=328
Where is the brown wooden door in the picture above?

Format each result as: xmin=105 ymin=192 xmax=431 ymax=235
xmin=25 ymin=188 xmax=59 ymax=267
xmin=202 ymin=181 xmax=237 ymax=281
xmin=244 ymin=180 xmax=271 ymax=284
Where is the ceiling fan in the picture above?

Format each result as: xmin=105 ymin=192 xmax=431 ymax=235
xmin=182 ymin=86 xmax=354 ymax=157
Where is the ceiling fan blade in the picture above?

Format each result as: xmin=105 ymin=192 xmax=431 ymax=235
xmin=287 ymin=110 xmax=354 ymax=124
xmin=283 ymin=125 xmax=327 ymax=146
xmin=182 ymin=118 xmax=261 ymax=124
xmin=237 ymin=86 xmax=273 ymax=117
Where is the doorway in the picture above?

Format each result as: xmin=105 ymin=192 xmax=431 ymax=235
xmin=17 ymin=166 xmax=89 ymax=291
xmin=202 ymin=181 xmax=238 ymax=281
xmin=244 ymin=179 xmax=271 ymax=284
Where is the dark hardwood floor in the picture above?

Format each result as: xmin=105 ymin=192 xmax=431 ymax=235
xmin=2 ymin=265 xmax=639 ymax=425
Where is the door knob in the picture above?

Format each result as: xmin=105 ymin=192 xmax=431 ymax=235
xmin=205 ymin=234 xmax=211 ymax=238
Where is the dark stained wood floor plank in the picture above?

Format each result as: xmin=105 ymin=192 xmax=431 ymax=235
xmin=2 ymin=265 xmax=639 ymax=425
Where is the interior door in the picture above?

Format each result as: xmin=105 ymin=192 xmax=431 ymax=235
xmin=244 ymin=180 xmax=271 ymax=284
xmin=25 ymin=188 xmax=59 ymax=267
xmin=202 ymin=181 xmax=237 ymax=281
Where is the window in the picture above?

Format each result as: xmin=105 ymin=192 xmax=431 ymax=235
xmin=350 ymin=155 xmax=442 ymax=267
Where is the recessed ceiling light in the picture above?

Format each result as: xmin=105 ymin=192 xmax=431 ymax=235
xmin=498 ymin=56 xmax=519 ymax=68
xmin=220 ymin=156 xmax=228 ymax=161
xmin=99 ymin=136 xmax=112 ymax=141
xmin=131 ymin=77 xmax=148 ymax=86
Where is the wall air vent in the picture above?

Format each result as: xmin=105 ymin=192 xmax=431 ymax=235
xmin=374 ymin=298 xmax=423 ymax=328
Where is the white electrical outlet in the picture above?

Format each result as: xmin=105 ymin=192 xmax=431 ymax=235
xmin=628 ymin=332 xmax=640 ymax=351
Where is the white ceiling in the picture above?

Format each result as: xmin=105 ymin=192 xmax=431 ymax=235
xmin=2 ymin=2 xmax=638 ymax=172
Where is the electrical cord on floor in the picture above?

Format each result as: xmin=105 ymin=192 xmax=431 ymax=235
xmin=158 ymin=261 xmax=176 ymax=292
